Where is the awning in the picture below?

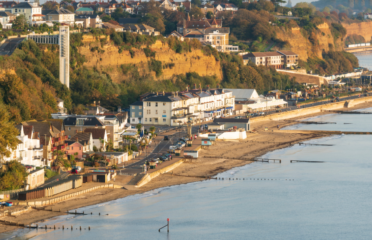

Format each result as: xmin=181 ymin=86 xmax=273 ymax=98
xmin=225 ymin=107 xmax=233 ymax=109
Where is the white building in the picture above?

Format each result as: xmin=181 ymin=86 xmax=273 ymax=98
xmin=224 ymin=89 xmax=288 ymax=112
xmin=142 ymin=88 xmax=235 ymax=126
xmin=4 ymin=125 xmax=46 ymax=167
xmin=12 ymin=0 xmax=42 ymax=23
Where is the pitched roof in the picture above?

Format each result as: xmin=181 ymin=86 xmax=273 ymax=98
xmin=47 ymin=8 xmax=75 ymax=15
xmin=14 ymin=2 xmax=39 ymax=8
xmin=224 ymin=89 xmax=258 ymax=100
xmin=47 ymin=119 xmax=64 ymax=132
xmin=70 ymin=132 xmax=92 ymax=142
xmin=277 ymin=50 xmax=298 ymax=56
xmin=185 ymin=19 xmax=211 ymax=28
xmin=23 ymin=125 xmax=34 ymax=138
xmin=144 ymin=95 xmax=181 ymax=102
xmin=119 ymin=18 xmax=140 ymax=25
xmin=63 ymin=117 xmax=104 ymax=126
xmin=84 ymin=128 xmax=106 ymax=139
xmin=246 ymin=52 xmax=283 ymax=57
xmin=76 ymin=7 xmax=93 ymax=12
xmin=130 ymin=101 xmax=143 ymax=106
xmin=21 ymin=121 xmax=55 ymax=138
xmin=0 ymin=1 xmax=17 ymax=8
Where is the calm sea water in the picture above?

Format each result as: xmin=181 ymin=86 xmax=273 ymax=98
xmin=2 ymin=110 xmax=372 ymax=240
xmin=353 ymin=52 xmax=372 ymax=70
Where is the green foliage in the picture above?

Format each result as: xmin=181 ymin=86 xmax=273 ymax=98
xmin=45 ymin=169 xmax=58 ymax=179
xmin=330 ymin=23 xmax=347 ymax=39
xmin=12 ymin=15 xmax=28 ymax=30
xmin=0 ymin=160 xmax=28 ymax=190
xmin=144 ymin=47 xmax=156 ymax=58
xmin=345 ymin=34 xmax=366 ymax=46
xmin=148 ymin=59 xmax=163 ymax=77
xmin=299 ymin=51 xmax=359 ymax=75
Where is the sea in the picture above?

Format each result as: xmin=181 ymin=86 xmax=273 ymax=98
xmin=2 ymin=54 xmax=372 ymax=240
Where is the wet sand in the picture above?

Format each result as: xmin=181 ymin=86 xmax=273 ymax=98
xmin=1 ymin=102 xmax=371 ymax=234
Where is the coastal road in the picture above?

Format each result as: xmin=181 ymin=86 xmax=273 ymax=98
xmin=123 ymin=128 xmax=186 ymax=170
xmin=0 ymin=38 xmax=24 ymax=56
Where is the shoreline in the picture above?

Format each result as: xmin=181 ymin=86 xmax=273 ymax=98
xmin=2 ymin=101 xmax=372 ymax=235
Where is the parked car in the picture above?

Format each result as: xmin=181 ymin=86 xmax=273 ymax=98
xmin=70 ymin=169 xmax=78 ymax=174
xmin=169 ymin=145 xmax=177 ymax=150
xmin=160 ymin=155 xmax=169 ymax=161
xmin=260 ymin=112 xmax=265 ymax=116
xmin=164 ymin=136 xmax=169 ymax=140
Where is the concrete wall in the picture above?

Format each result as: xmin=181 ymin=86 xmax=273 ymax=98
xmin=250 ymin=95 xmax=372 ymax=123
xmin=218 ymin=131 xmax=247 ymax=140
xmin=276 ymin=69 xmax=326 ymax=86
xmin=136 ymin=159 xmax=184 ymax=187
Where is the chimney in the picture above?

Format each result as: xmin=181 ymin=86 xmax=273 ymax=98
xmin=186 ymin=86 xmax=189 ymax=92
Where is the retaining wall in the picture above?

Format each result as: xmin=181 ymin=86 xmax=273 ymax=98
xmin=17 ymin=184 xmax=117 ymax=208
xmin=250 ymin=96 xmax=372 ymax=123
xmin=136 ymin=159 xmax=184 ymax=188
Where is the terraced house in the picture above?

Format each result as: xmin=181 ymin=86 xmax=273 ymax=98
xmin=12 ymin=0 xmax=42 ymax=23
xmin=142 ymin=87 xmax=235 ymax=126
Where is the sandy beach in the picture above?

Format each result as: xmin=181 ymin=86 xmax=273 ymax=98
xmin=1 ymin=101 xmax=372 ymax=234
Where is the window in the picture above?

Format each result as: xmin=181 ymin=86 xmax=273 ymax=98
xmin=72 ymin=147 xmax=74 ymax=150
xmin=66 ymin=147 xmax=70 ymax=150
xmin=132 ymin=106 xmax=135 ymax=109
xmin=145 ymin=118 xmax=147 ymax=122
xmin=155 ymin=118 xmax=158 ymax=123
xmin=155 ymin=102 xmax=158 ymax=107
xmin=147 ymin=102 xmax=151 ymax=107
xmin=132 ymin=112 xmax=135 ymax=118
xmin=149 ymin=118 xmax=152 ymax=122
xmin=132 ymin=118 xmax=135 ymax=122
xmin=147 ymin=110 xmax=151 ymax=114
xmin=79 ymin=147 xmax=81 ymax=150
xmin=156 ymin=110 xmax=158 ymax=114
xmin=139 ymin=112 xmax=142 ymax=116
xmin=163 ymin=103 xmax=166 ymax=106
xmin=68 ymin=135 xmax=70 ymax=138
xmin=163 ymin=110 xmax=166 ymax=114
xmin=139 ymin=106 xmax=142 ymax=109
xmin=68 ymin=127 xmax=71 ymax=130
xmin=163 ymin=119 xmax=166 ymax=122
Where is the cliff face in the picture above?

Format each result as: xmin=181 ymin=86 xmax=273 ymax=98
xmin=78 ymin=39 xmax=223 ymax=82
xmin=342 ymin=21 xmax=372 ymax=42
xmin=275 ymin=23 xmax=343 ymax=61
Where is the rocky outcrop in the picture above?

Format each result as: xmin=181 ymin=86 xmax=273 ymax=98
xmin=78 ymin=39 xmax=223 ymax=82
xmin=275 ymin=23 xmax=343 ymax=61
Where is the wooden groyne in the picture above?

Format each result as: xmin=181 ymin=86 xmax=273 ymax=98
xmin=298 ymin=143 xmax=333 ymax=146
xmin=325 ymin=110 xmax=372 ymax=114
xmin=203 ymin=156 xmax=282 ymax=163
xmin=290 ymin=160 xmax=325 ymax=163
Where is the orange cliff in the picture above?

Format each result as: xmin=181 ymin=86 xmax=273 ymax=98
xmin=275 ymin=22 xmax=343 ymax=61
xmin=342 ymin=21 xmax=372 ymax=42
xmin=78 ymin=38 xmax=223 ymax=82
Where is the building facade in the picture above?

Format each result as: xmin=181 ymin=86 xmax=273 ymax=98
xmin=243 ymin=51 xmax=298 ymax=69
xmin=129 ymin=101 xmax=143 ymax=124
xmin=12 ymin=0 xmax=42 ymax=23
xmin=46 ymin=8 xmax=75 ymax=25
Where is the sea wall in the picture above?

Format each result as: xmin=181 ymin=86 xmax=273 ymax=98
xmin=136 ymin=159 xmax=184 ymax=188
xmin=250 ymin=95 xmax=372 ymax=123
xmin=78 ymin=38 xmax=223 ymax=82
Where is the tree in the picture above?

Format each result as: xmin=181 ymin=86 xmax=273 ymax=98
xmin=136 ymin=124 xmax=142 ymax=132
xmin=149 ymin=126 xmax=156 ymax=133
xmin=323 ymin=6 xmax=331 ymax=13
xmin=229 ymin=0 xmax=242 ymax=8
xmin=191 ymin=0 xmax=202 ymax=7
xmin=206 ymin=11 xmax=214 ymax=19
xmin=0 ymin=22 xmax=2 ymax=30
xmin=189 ymin=6 xmax=204 ymax=19
xmin=12 ymin=15 xmax=28 ymax=30
xmin=0 ymin=160 xmax=28 ymax=190
xmin=0 ymin=104 xmax=19 ymax=166
xmin=66 ymin=5 xmax=75 ymax=12
xmin=270 ymin=0 xmax=285 ymax=6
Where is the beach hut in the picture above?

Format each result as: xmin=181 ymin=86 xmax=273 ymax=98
xmin=208 ymin=134 xmax=217 ymax=141
xmin=175 ymin=149 xmax=181 ymax=156
xmin=201 ymin=138 xmax=212 ymax=149
xmin=184 ymin=150 xmax=199 ymax=159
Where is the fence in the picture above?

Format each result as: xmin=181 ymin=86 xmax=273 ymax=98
xmin=0 ymin=188 xmax=25 ymax=200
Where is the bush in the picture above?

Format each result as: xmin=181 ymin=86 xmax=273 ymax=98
xmin=45 ymin=169 xmax=58 ymax=179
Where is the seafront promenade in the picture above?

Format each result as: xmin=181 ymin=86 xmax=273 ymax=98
xmin=2 ymin=94 xmax=372 ymax=234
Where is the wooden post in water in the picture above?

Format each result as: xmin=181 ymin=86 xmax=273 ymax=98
xmin=167 ymin=218 xmax=169 ymax=233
